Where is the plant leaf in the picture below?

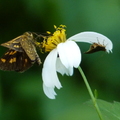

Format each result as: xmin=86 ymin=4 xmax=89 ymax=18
xmin=86 ymin=99 xmax=120 ymax=120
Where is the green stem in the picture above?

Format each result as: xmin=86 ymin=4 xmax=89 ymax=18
xmin=78 ymin=66 xmax=103 ymax=120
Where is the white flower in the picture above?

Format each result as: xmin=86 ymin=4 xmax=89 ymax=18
xmin=41 ymin=25 xmax=113 ymax=99
xmin=68 ymin=32 xmax=113 ymax=53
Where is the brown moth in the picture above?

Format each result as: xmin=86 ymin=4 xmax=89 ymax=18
xmin=0 ymin=32 xmax=41 ymax=72
xmin=85 ymin=43 xmax=106 ymax=54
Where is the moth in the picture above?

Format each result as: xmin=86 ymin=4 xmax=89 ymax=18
xmin=85 ymin=43 xmax=106 ymax=54
xmin=0 ymin=32 xmax=41 ymax=72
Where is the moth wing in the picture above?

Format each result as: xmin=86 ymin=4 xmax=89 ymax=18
xmin=85 ymin=43 xmax=106 ymax=54
xmin=1 ymin=35 xmax=24 ymax=52
xmin=0 ymin=49 xmax=17 ymax=71
xmin=0 ymin=49 xmax=32 ymax=72
xmin=20 ymin=39 xmax=41 ymax=65
xmin=16 ymin=50 xmax=33 ymax=72
xmin=85 ymin=44 xmax=95 ymax=54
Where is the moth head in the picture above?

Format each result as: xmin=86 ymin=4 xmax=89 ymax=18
xmin=23 ymin=32 xmax=34 ymax=39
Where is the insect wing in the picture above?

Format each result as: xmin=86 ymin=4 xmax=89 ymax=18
xmin=85 ymin=43 xmax=106 ymax=54
xmin=16 ymin=51 xmax=33 ymax=72
xmin=0 ymin=49 xmax=32 ymax=72
xmin=1 ymin=35 xmax=24 ymax=52
xmin=20 ymin=39 xmax=41 ymax=65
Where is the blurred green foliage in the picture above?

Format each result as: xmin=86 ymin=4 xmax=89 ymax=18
xmin=0 ymin=0 xmax=120 ymax=119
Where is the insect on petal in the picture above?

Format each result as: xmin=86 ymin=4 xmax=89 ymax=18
xmin=68 ymin=32 xmax=113 ymax=53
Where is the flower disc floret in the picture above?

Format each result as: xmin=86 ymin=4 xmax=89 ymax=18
xmin=41 ymin=25 xmax=67 ymax=52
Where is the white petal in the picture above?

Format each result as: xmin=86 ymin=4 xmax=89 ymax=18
xmin=68 ymin=32 xmax=113 ymax=53
xmin=56 ymin=58 xmax=70 ymax=76
xmin=57 ymin=41 xmax=81 ymax=72
xmin=42 ymin=48 xmax=62 ymax=89
xmin=57 ymin=43 xmax=69 ymax=69
xmin=67 ymin=66 xmax=74 ymax=76
xmin=43 ymin=83 xmax=56 ymax=99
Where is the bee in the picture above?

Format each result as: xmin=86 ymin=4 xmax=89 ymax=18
xmin=0 ymin=32 xmax=41 ymax=72
xmin=85 ymin=43 xmax=106 ymax=54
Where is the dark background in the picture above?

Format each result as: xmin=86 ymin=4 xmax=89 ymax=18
xmin=0 ymin=0 xmax=120 ymax=120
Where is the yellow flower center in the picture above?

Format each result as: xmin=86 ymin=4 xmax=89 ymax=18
xmin=41 ymin=25 xmax=67 ymax=52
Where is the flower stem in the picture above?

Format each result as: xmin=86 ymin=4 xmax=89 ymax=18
xmin=78 ymin=66 xmax=103 ymax=120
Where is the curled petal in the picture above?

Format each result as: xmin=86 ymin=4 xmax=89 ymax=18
xmin=43 ymin=83 xmax=56 ymax=99
xmin=56 ymin=58 xmax=70 ymax=76
xmin=42 ymin=49 xmax=62 ymax=89
xmin=56 ymin=58 xmax=74 ymax=76
xmin=57 ymin=41 xmax=81 ymax=76
xmin=68 ymin=32 xmax=113 ymax=53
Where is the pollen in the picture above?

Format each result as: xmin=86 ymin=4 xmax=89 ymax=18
xmin=41 ymin=25 xmax=67 ymax=52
